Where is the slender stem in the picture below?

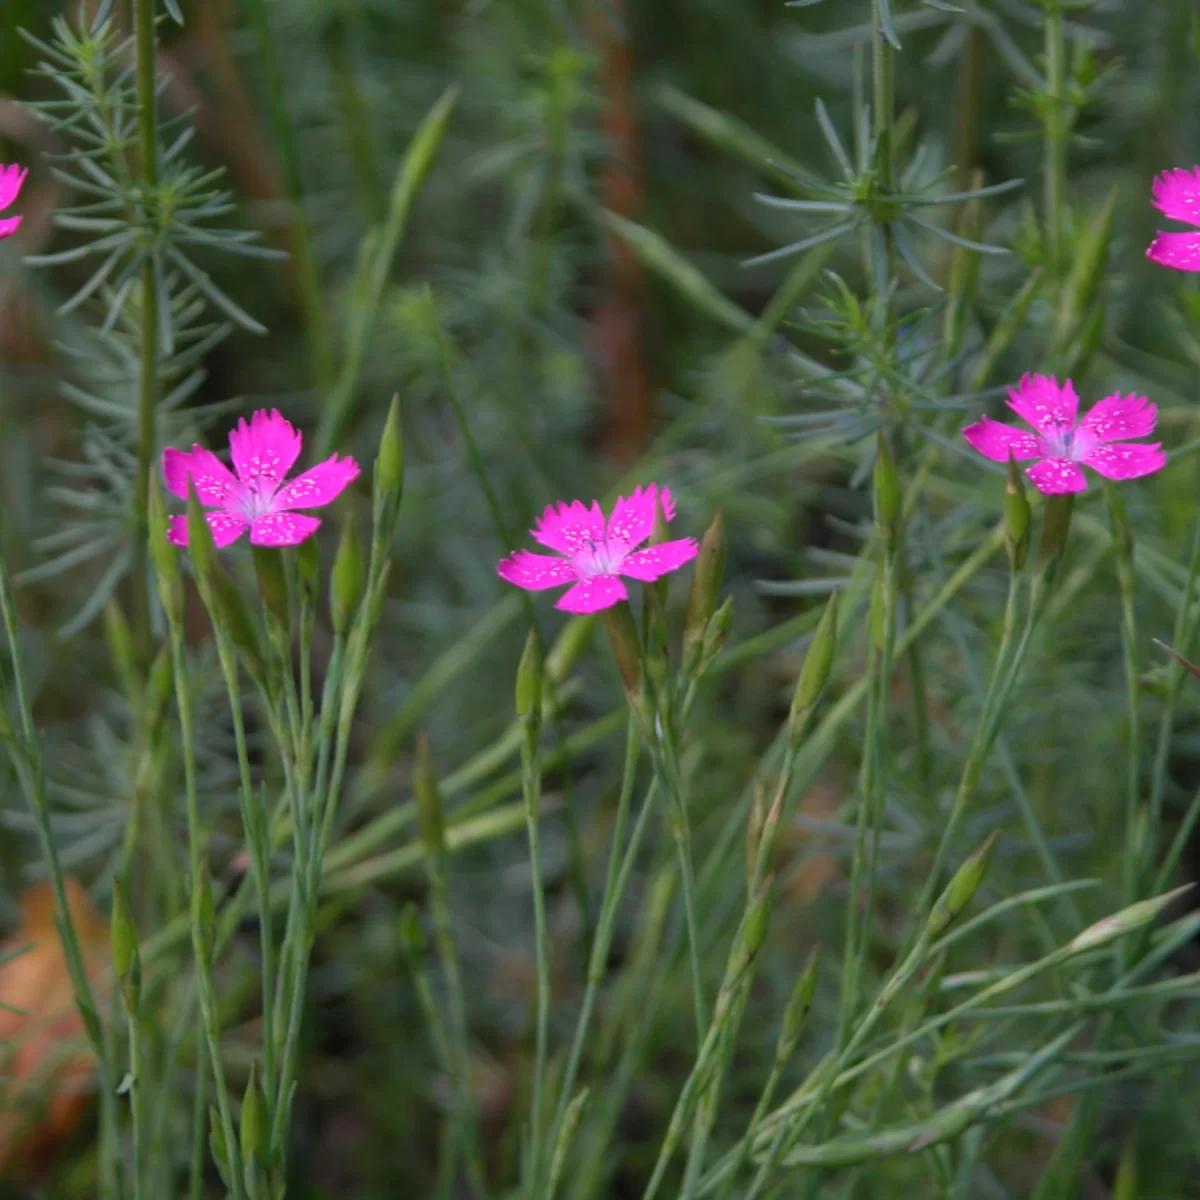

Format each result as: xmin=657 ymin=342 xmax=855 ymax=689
xmin=163 ymin=617 xmax=246 ymax=1199
xmin=521 ymin=705 xmax=551 ymax=1197
xmin=1043 ymin=1 xmax=1067 ymax=268
xmin=131 ymin=0 xmax=161 ymax=662
xmin=1105 ymin=488 xmax=1141 ymax=913
xmin=212 ymin=636 xmax=277 ymax=1120
xmin=125 ymin=997 xmax=146 ymax=1200
xmin=910 ymin=570 xmax=1031 ymax=929
xmin=188 ymin=1025 xmax=208 ymax=1200
xmin=0 ymin=554 xmax=124 ymax=1199
xmin=546 ymin=717 xmax=648 ymax=1155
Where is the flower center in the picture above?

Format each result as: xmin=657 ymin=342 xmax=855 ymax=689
xmin=240 ymin=480 xmax=279 ymax=520
xmin=573 ymin=539 xmax=626 ymax=578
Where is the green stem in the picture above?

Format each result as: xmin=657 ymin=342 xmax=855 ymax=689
xmin=546 ymin=718 xmax=651 ymax=1161
xmin=521 ymin=707 xmax=550 ymax=1196
xmin=126 ymin=995 xmax=146 ymax=1200
xmin=163 ymin=622 xmax=246 ymax=1199
xmin=0 ymin=554 xmax=124 ymax=1199
xmin=212 ymin=635 xmax=278 ymax=1122
xmin=131 ymin=0 xmax=161 ymax=662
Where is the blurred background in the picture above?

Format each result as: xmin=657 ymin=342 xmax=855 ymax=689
xmin=3 ymin=0 xmax=1200 ymax=1195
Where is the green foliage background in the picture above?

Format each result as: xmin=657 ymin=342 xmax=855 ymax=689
xmin=3 ymin=0 xmax=1200 ymax=1196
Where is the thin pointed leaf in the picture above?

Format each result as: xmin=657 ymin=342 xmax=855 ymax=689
xmin=815 ymin=98 xmax=854 ymax=180
xmin=167 ymin=248 xmax=269 ymax=335
xmin=878 ymin=0 xmax=903 ymax=48
xmin=906 ymin=214 xmax=1009 ymax=254
xmin=742 ymin=219 xmax=859 ymax=269
xmin=753 ymin=194 xmax=852 ymax=215
xmin=892 ymin=222 xmax=943 ymax=292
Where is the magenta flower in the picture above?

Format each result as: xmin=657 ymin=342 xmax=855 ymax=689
xmin=497 ymin=484 xmax=699 ymax=614
xmin=962 ymin=374 xmax=1166 ymax=495
xmin=162 ymin=409 xmax=360 ymax=548
xmin=1147 ymin=167 xmax=1200 ymax=270
xmin=0 ymin=163 xmax=28 ymax=239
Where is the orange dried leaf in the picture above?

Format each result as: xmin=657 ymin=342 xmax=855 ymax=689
xmin=0 ymin=878 xmax=110 ymax=1176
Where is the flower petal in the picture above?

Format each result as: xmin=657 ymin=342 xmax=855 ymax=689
xmin=497 ymin=550 xmax=579 ymax=591
xmin=0 ymin=164 xmax=27 ymax=213
xmin=1005 ymin=374 xmax=1079 ymax=438
xmin=271 ymin=454 xmax=361 ymax=510
xmin=162 ymin=445 xmax=244 ymax=506
xmin=1081 ymin=442 xmax=1166 ymax=482
xmin=1076 ymin=392 xmax=1157 ymax=447
xmin=0 ymin=215 xmax=22 ymax=240
xmin=961 ymin=417 xmax=1044 ymax=463
xmin=531 ymin=499 xmax=606 ymax=555
xmin=167 ymin=511 xmax=249 ymax=548
xmin=1151 ymin=167 xmax=1200 ymax=225
xmin=1146 ymin=231 xmax=1200 ymax=271
xmin=228 ymin=409 xmax=303 ymax=488
xmin=555 ymin=575 xmax=628 ymax=614
xmin=618 ymin=537 xmax=699 ymax=582
xmin=1026 ymin=458 xmax=1087 ymax=495
xmin=605 ymin=484 xmax=677 ymax=550
xmin=248 ymin=513 xmax=322 ymax=547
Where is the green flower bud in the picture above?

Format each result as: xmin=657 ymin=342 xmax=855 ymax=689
xmin=376 ymin=394 xmax=405 ymax=496
xmin=700 ymin=596 xmax=734 ymax=667
xmin=192 ymin=861 xmax=216 ymax=963
xmin=873 ymin=432 xmax=901 ymax=540
xmin=1004 ymin=455 xmax=1030 ymax=572
xmin=779 ymin=944 xmax=821 ymax=1059
xmin=727 ymin=878 xmax=772 ymax=983
xmin=1035 ymin=494 xmax=1074 ymax=581
xmin=185 ymin=482 xmax=217 ymax=591
xmin=146 ymin=641 xmax=174 ymax=735
xmin=789 ymin=591 xmax=838 ymax=747
xmin=413 ymin=734 xmax=446 ymax=858
xmin=685 ymin=512 xmax=726 ymax=653
xmin=211 ymin=572 xmax=266 ymax=685
xmin=252 ymin=544 xmax=290 ymax=630
xmin=209 ymin=1106 xmax=232 ymax=1191
xmin=746 ymin=779 xmax=766 ymax=893
xmin=148 ymin=480 xmax=183 ymax=624
xmin=296 ymin=536 xmax=320 ymax=605
xmin=516 ymin=628 xmax=543 ymax=719
xmin=1066 ymin=884 xmax=1193 ymax=957
xmin=925 ymin=832 xmax=999 ymax=939
xmin=398 ymin=902 xmax=426 ymax=958
xmin=103 ymin=601 xmax=139 ymax=703
xmin=602 ymin=601 xmax=644 ymax=705
xmin=110 ymin=878 xmax=141 ymax=1011
xmin=331 ymin=513 xmax=364 ymax=638
xmin=240 ymin=1060 xmax=266 ymax=1164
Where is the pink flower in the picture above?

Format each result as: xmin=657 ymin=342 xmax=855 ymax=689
xmin=962 ymin=374 xmax=1166 ymax=495
xmin=162 ymin=409 xmax=360 ymax=548
xmin=497 ymin=484 xmax=699 ymax=614
xmin=0 ymin=163 xmax=28 ymax=239
xmin=1147 ymin=167 xmax=1200 ymax=270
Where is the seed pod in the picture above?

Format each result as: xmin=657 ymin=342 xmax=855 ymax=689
xmin=789 ymin=591 xmax=838 ymax=747
xmin=148 ymin=480 xmax=183 ymax=624
xmin=1035 ymin=493 xmax=1074 ymax=579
